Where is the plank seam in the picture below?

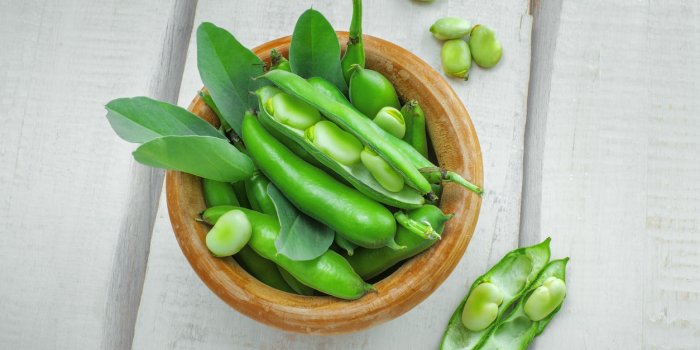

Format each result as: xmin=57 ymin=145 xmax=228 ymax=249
xmin=99 ymin=1 xmax=198 ymax=349
xmin=519 ymin=0 xmax=563 ymax=246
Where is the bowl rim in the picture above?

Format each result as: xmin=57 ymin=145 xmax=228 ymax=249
xmin=166 ymin=32 xmax=483 ymax=335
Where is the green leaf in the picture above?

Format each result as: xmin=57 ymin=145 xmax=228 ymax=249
xmin=105 ymin=96 xmax=225 ymax=143
xmin=267 ymin=183 xmax=334 ymax=261
xmin=197 ymin=22 xmax=267 ymax=135
xmin=289 ymin=9 xmax=347 ymax=93
xmin=133 ymin=135 xmax=254 ymax=182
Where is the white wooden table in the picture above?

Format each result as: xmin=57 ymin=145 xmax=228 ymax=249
xmin=1 ymin=0 xmax=698 ymax=349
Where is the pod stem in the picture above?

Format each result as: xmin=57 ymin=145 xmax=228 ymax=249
xmin=395 ymin=211 xmax=440 ymax=240
xmin=421 ymin=167 xmax=483 ymax=195
xmin=270 ymin=48 xmax=283 ymax=67
xmin=349 ymin=0 xmax=362 ymax=40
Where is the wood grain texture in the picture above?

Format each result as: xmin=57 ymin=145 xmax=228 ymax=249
xmin=522 ymin=0 xmax=700 ymax=348
xmin=0 ymin=1 xmax=195 ymax=348
xmin=134 ymin=0 xmax=532 ymax=348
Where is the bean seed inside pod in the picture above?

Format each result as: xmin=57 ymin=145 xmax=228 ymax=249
xmin=461 ymin=282 xmax=504 ymax=331
xmin=373 ymin=106 xmax=406 ymax=139
xmin=360 ymin=147 xmax=405 ymax=192
xmin=524 ymin=277 xmax=567 ymax=321
xmin=267 ymin=92 xmax=321 ymax=130
xmin=306 ymin=120 xmax=364 ymax=166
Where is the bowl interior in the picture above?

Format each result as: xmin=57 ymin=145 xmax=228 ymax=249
xmin=166 ymin=32 xmax=482 ymax=335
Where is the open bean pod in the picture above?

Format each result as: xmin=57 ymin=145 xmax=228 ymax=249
xmin=256 ymin=88 xmax=426 ymax=209
xmin=261 ymin=70 xmax=482 ymax=196
xmin=440 ymin=238 xmax=552 ymax=350
xmin=475 ymin=259 xmax=569 ymax=350
xmin=261 ymin=69 xmax=433 ymax=195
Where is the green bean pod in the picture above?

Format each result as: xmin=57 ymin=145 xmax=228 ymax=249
xmin=231 ymin=181 xmax=250 ymax=208
xmin=401 ymin=100 xmax=429 ymax=158
xmin=202 ymin=179 xmax=240 ymax=207
xmin=242 ymin=113 xmax=398 ymax=249
xmin=347 ymin=205 xmax=452 ymax=279
xmin=204 ymin=206 xmax=374 ymax=299
xmin=256 ymin=86 xmax=324 ymax=168
xmin=236 ymin=245 xmax=295 ymax=293
xmin=200 ymin=189 xmax=291 ymax=292
xmin=245 ymin=172 xmax=277 ymax=216
xmin=440 ymin=239 xmax=552 ymax=350
xmin=307 ymin=77 xmax=353 ymax=109
xmin=256 ymin=88 xmax=425 ymax=209
xmin=475 ymin=259 xmax=569 ymax=350
xmin=382 ymin=127 xmax=483 ymax=195
xmin=278 ymin=267 xmax=316 ymax=296
xmin=270 ymin=49 xmax=292 ymax=72
xmin=348 ymin=65 xmax=401 ymax=120
xmin=261 ymin=69 xmax=433 ymax=195
xmin=341 ymin=0 xmax=365 ymax=83
xmin=245 ymin=171 xmax=350 ymax=294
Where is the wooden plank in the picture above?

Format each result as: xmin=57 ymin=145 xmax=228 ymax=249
xmin=523 ymin=0 xmax=700 ymax=348
xmin=0 ymin=1 xmax=195 ymax=348
xmin=133 ymin=0 xmax=532 ymax=348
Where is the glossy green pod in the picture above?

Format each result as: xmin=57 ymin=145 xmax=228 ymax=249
xmin=469 ymin=25 xmax=502 ymax=68
xmin=201 ymin=182 xmax=290 ymax=291
xmin=262 ymin=70 xmax=433 ymax=195
xmin=441 ymin=39 xmax=472 ymax=79
xmin=440 ymin=239 xmax=552 ymax=350
xmin=204 ymin=207 xmax=374 ymax=300
xmin=430 ymin=17 xmax=472 ymax=40
xmin=235 ymin=245 xmax=294 ymax=293
xmin=242 ymin=113 xmax=398 ymax=249
xmin=256 ymin=88 xmax=425 ymax=209
xmin=202 ymin=179 xmax=240 ymax=207
xmin=231 ymin=181 xmax=251 ymax=209
xmin=278 ymin=267 xmax=316 ymax=296
xmin=347 ymin=205 xmax=451 ymax=279
xmin=401 ymin=100 xmax=429 ymax=158
xmin=307 ymin=76 xmax=353 ymax=109
xmin=348 ymin=65 xmax=401 ymax=119
xmin=244 ymin=172 xmax=277 ymax=216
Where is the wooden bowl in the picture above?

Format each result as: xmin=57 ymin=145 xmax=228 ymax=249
xmin=166 ymin=32 xmax=483 ymax=335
